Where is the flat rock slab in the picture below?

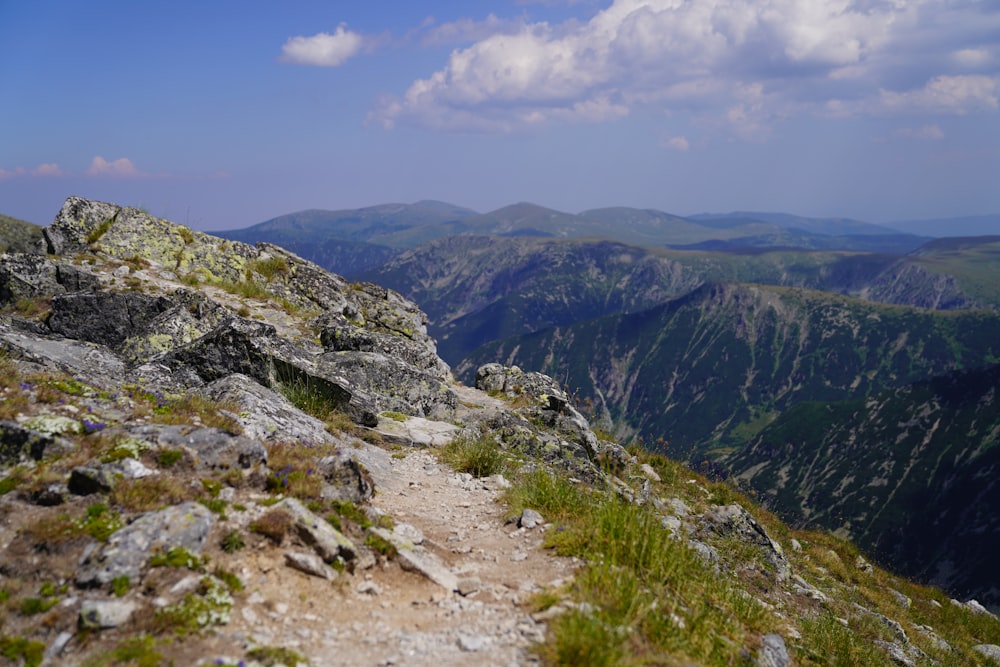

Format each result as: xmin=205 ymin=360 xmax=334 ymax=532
xmin=76 ymin=502 xmax=215 ymax=588
xmin=374 ymin=415 xmax=459 ymax=448
xmin=276 ymin=497 xmax=357 ymax=564
xmin=370 ymin=526 xmax=458 ymax=592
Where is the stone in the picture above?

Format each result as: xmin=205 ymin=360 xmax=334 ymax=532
xmin=47 ymin=291 xmax=173 ymax=348
xmin=126 ymin=424 xmax=266 ymax=471
xmin=285 ymin=551 xmax=337 ymax=580
xmin=0 ymin=253 xmax=98 ymax=304
xmin=974 ymin=644 xmax=1000 ymax=661
xmin=317 ymin=451 xmax=375 ymax=503
xmin=756 ymin=634 xmax=790 ymax=667
xmin=370 ymin=526 xmax=458 ymax=591
xmin=457 ymin=634 xmax=486 ymax=652
xmin=874 ymin=640 xmax=915 ymax=667
xmin=855 ymin=554 xmax=873 ymax=574
xmin=519 ymin=509 xmax=544 ymax=529
xmin=457 ymin=577 xmax=481 ymax=597
xmin=0 ymin=420 xmax=71 ymax=464
xmin=79 ymin=599 xmax=139 ymax=629
xmin=203 ymin=373 xmax=336 ymax=445
xmin=0 ymin=318 xmax=127 ymax=390
xmin=77 ymin=502 xmax=215 ymax=588
xmin=697 ymin=504 xmax=790 ymax=581
xmin=276 ymin=497 xmax=358 ymax=564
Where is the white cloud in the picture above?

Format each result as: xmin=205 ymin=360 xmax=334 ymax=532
xmin=374 ymin=0 xmax=1000 ymax=134
xmin=894 ymin=124 xmax=945 ymax=140
xmin=661 ymin=135 xmax=690 ymax=151
xmin=280 ymin=24 xmax=364 ymax=67
xmin=31 ymin=163 xmax=62 ymax=176
xmin=0 ymin=163 xmax=62 ymax=179
xmin=87 ymin=156 xmax=140 ymax=177
xmin=880 ymin=75 xmax=999 ymax=115
xmin=419 ymin=14 xmax=524 ymax=46
xmin=0 ymin=167 xmax=26 ymax=179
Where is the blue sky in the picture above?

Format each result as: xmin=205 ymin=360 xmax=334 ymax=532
xmin=2 ymin=0 xmax=998 ymax=231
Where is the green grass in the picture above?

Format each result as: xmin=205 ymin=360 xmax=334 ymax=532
xmin=437 ymin=434 xmax=508 ymax=478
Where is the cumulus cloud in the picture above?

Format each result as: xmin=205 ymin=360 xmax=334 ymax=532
xmin=0 ymin=163 xmax=62 ymax=179
xmin=373 ymin=0 xmax=1000 ymax=134
xmin=280 ymin=24 xmax=364 ymax=67
xmin=661 ymin=135 xmax=690 ymax=151
xmin=87 ymin=156 xmax=140 ymax=177
xmin=419 ymin=14 xmax=524 ymax=46
xmin=31 ymin=163 xmax=62 ymax=176
xmin=880 ymin=75 xmax=999 ymax=115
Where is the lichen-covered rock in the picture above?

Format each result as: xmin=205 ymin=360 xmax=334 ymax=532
xmin=316 ymin=351 xmax=457 ymax=420
xmin=0 ymin=252 xmax=99 ymax=304
xmin=320 ymin=322 xmax=451 ymax=382
xmin=48 ymin=291 xmax=175 ymax=347
xmin=79 ymin=599 xmax=139 ymax=629
xmin=125 ymin=424 xmax=266 ymax=471
xmin=44 ymin=196 xmax=122 ymax=255
xmin=202 ymin=373 xmax=337 ymax=445
xmin=0 ymin=317 xmax=127 ymax=389
xmin=76 ymin=502 xmax=215 ymax=588
xmin=756 ymin=634 xmax=790 ymax=667
xmin=275 ymin=497 xmax=358 ymax=565
xmin=317 ymin=451 xmax=375 ymax=503
xmin=697 ymin=504 xmax=790 ymax=582
xmin=0 ymin=420 xmax=74 ymax=464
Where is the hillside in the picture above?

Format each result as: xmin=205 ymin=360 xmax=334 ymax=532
xmin=3 ymin=198 xmax=1000 ymax=665
xmin=728 ymin=363 xmax=1000 ymax=609
xmin=459 ymin=283 xmax=1000 ymax=456
xmin=215 ymin=202 xmax=929 ymax=278
xmin=363 ymin=235 xmax=914 ymax=364
xmin=0 ymin=214 xmax=43 ymax=254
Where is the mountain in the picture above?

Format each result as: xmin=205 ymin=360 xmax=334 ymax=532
xmin=887 ymin=214 xmax=1000 ymax=237
xmin=365 ymin=232 xmax=1000 ymax=368
xmin=213 ymin=200 xmax=478 ymax=275
xmin=0 ymin=212 xmax=43 ymax=254
xmin=216 ymin=202 xmax=930 ymax=278
xmin=458 ymin=283 xmax=1000 ymax=458
xmin=690 ymin=211 xmax=902 ymax=236
xmin=2 ymin=197 xmax=999 ymax=665
xmin=728 ymin=363 xmax=1000 ymax=607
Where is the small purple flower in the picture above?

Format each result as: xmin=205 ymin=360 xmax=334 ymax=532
xmin=82 ymin=419 xmax=106 ymax=434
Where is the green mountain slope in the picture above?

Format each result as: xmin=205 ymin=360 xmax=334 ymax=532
xmin=0 ymin=213 xmax=43 ymax=254
xmin=457 ymin=283 xmax=1000 ymax=460
xmin=728 ymin=363 xmax=1000 ymax=607
xmin=365 ymin=236 xmax=913 ymax=364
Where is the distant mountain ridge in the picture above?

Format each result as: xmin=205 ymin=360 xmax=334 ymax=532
xmin=213 ymin=201 xmax=936 ymax=276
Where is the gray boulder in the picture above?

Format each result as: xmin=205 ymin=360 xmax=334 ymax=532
xmin=203 ymin=373 xmax=336 ymax=446
xmin=79 ymin=599 xmax=138 ymax=629
xmin=76 ymin=502 xmax=215 ymax=588
xmin=317 ymin=451 xmax=375 ymax=503
xmin=697 ymin=504 xmax=790 ymax=582
xmin=756 ymin=634 xmax=790 ymax=667
xmin=276 ymin=497 xmax=358 ymax=565
xmin=0 ymin=253 xmax=99 ymax=304
xmin=126 ymin=424 xmax=266 ymax=471
xmin=47 ymin=291 xmax=174 ymax=347
xmin=316 ymin=350 xmax=457 ymax=420
xmin=0 ymin=420 xmax=74 ymax=464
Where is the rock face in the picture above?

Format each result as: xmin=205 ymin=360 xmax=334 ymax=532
xmin=76 ymin=503 xmax=216 ymax=588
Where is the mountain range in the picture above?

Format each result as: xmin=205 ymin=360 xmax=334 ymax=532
xmin=7 ymin=199 xmax=1000 ymax=608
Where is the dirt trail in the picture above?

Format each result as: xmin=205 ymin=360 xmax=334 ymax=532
xmin=227 ymin=443 xmax=575 ymax=667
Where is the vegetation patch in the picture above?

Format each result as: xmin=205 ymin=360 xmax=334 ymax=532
xmin=438 ymin=434 xmax=508 ymax=478
xmin=0 ymin=635 xmax=45 ymax=667
xmin=246 ymin=645 xmax=308 ymax=667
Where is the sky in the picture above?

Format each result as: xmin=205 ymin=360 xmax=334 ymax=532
xmin=1 ymin=0 xmax=999 ymax=232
